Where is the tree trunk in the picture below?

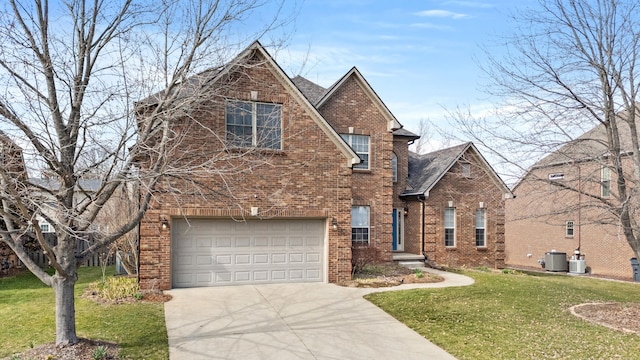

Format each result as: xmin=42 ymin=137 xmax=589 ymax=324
xmin=52 ymin=273 xmax=79 ymax=346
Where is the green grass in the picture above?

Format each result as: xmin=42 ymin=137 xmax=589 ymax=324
xmin=0 ymin=266 xmax=168 ymax=359
xmin=366 ymin=270 xmax=640 ymax=359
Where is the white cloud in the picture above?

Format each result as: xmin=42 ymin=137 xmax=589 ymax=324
xmin=414 ymin=9 xmax=470 ymax=19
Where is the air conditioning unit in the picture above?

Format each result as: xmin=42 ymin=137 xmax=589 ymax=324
xmin=569 ymin=259 xmax=586 ymax=274
xmin=545 ymin=252 xmax=568 ymax=272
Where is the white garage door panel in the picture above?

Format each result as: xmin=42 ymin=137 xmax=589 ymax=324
xmin=172 ymin=219 xmax=325 ymax=287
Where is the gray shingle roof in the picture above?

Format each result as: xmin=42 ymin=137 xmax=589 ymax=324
xmin=532 ymin=107 xmax=640 ymax=169
xmin=393 ymin=128 xmax=420 ymax=140
xmin=404 ymin=142 xmax=472 ymax=196
xmin=290 ymin=76 xmax=328 ymax=105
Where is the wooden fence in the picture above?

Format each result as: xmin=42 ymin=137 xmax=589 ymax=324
xmin=25 ymin=233 xmax=116 ymax=268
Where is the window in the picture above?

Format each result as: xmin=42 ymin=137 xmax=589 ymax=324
xmin=444 ymin=207 xmax=455 ymax=247
xmin=475 ymin=209 xmax=486 ymax=247
xmin=566 ymin=221 xmax=574 ymax=237
xmin=351 ymin=206 xmax=370 ymax=244
xmin=392 ymin=152 xmax=398 ymax=182
xmin=226 ymin=100 xmax=282 ymax=149
xmin=40 ymin=224 xmax=50 ymax=233
xmin=461 ymin=162 xmax=471 ymax=177
xmin=601 ymin=166 xmax=611 ymax=198
xmin=341 ymin=134 xmax=370 ymax=170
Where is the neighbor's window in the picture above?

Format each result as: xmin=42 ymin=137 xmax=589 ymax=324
xmin=444 ymin=207 xmax=456 ymax=247
xmin=40 ymin=224 xmax=50 ymax=233
xmin=475 ymin=208 xmax=486 ymax=247
xmin=226 ymin=100 xmax=282 ymax=149
xmin=341 ymin=134 xmax=370 ymax=170
xmin=392 ymin=152 xmax=398 ymax=182
xmin=601 ymin=166 xmax=611 ymax=198
xmin=351 ymin=206 xmax=370 ymax=244
xmin=566 ymin=221 xmax=574 ymax=237
xmin=461 ymin=162 xmax=471 ymax=177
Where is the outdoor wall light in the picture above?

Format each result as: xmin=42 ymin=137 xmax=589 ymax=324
xmin=332 ymin=218 xmax=338 ymax=230
xmin=161 ymin=217 xmax=169 ymax=231
xmin=404 ymin=207 xmax=409 ymax=216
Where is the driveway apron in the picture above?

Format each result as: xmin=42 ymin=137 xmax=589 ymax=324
xmin=164 ymin=271 xmax=467 ymax=360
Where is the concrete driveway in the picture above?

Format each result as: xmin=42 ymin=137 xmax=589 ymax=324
xmin=164 ymin=269 xmax=473 ymax=360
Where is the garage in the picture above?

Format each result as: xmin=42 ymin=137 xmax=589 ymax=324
xmin=171 ymin=218 xmax=326 ymax=287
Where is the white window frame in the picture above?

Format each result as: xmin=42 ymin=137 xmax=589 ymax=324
xmin=444 ymin=207 xmax=456 ymax=247
xmin=392 ymin=152 xmax=398 ymax=182
xmin=341 ymin=134 xmax=370 ymax=170
xmin=226 ymin=100 xmax=282 ymax=149
xmin=566 ymin=220 xmax=574 ymax=237
xmin=601 ymin=166 xmax=611 ymax=198
xmin=475 ymin=208 xmax=486 ymax=247
xmin=351 ymin=206 xmax=370 ymax=245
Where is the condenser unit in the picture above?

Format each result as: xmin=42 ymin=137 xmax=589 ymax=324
xmin=569 ymin=259 xmax=586 ymax=274
xmin=545 ymin=252 xmax=568 ymax=272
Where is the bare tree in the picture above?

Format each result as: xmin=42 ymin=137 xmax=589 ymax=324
xmin=449 ymin=1 xmax=640 ymax=257
xmin=0 ymin=0 xmax=294 ymax=346
xmin=409 ymin=118 xmax=432 ymax=154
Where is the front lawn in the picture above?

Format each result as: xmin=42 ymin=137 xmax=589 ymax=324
xmin=0 ymin=266 xmax=168 ymax=359
xmin=366 ymin=269 xmax=640 ymax=359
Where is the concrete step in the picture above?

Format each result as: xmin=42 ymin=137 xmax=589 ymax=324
xmin=398 ymin=261 xmax=426 ymax=269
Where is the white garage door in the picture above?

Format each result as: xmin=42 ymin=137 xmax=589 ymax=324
xmin=172 ymin=218 xmax=325 ymax=287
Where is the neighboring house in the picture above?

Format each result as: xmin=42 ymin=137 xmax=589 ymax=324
xmin=401 ymin=143 xmax=513 ymax=269
xmin=0 ymin=131 xmax=27 ymax=270
xmin=505 ymin=117 xmax=638 ymax=280
xmin=136 ymin=41 xmax=512 ymax=289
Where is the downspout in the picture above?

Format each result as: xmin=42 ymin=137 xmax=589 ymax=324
xmin=417 ymin=194 xmax=427 ymax=261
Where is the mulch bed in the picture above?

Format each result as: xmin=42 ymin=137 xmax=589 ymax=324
xmin=571 ymin=302 xmax=640 ymax=335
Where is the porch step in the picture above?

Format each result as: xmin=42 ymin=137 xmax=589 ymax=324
xmin=392 ymin=252 xmax=425 ymax=262
xmin=398 ymin=261 xmax=426 ymax=269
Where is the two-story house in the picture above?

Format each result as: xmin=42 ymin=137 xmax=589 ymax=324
xmin=136 ymin=41 xmax=511 ymax=289
xmin=506 ymin=111 xmax=640 ymax=280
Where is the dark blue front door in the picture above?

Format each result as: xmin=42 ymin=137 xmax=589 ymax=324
xmin=392 ymin=209 xmax=398 ymax=251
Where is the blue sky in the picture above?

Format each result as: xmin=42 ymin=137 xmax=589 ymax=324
xmin=268 ymin=0 xmax=531 ymax=149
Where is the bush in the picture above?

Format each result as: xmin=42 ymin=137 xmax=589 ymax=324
xmin=94 ymin=276 xmax=140 ymax=300
xmin=351 ymin=245 xmax=380 ymax=276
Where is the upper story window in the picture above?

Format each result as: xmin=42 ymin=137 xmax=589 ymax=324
xmin=351 ymin=206 xmax=370 ymax=245
xmin=341 ymin=134 xmax=370 ymax=170
xmin=475 ymin=208 xmax=486 ymax=247
xmin=226 ymin=100 xmax=282 ymax=150
xmin=601 ymin=166 xmax=611 ymax=198
xmin=444 ymin=207 xmax=456 ymax=247
xmin=40 ymin=223 xmax=50 ymax=233
xmin=392 ymin=152 xmax=398 ymax=182
xmin=566 ymin=220 xmax=574 ymax=237
xmin=461 ymin=162 xmax=471 ymax=177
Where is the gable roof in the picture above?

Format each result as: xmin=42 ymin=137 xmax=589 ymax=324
xmin=403 ymin=142 xmax=512 ymax=198
xmin=533 ymin=108 xmax=639 ymax=169
xmin=138 ymin=41 xmax=360 ymax=168
xmin=315 ymin=67 xmax=402 ymax=132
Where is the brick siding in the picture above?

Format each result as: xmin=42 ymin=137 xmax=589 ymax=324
xmin=506 ymin=163 xmax=636 ymax=280
xmin=138 ymin=52 xmax=353 ymax=289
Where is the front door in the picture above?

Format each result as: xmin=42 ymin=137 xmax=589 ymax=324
xmin=392 ymin=208 xmax=404 ymax=251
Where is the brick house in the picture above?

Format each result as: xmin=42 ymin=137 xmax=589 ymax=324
xmin=505 ymin=116 xmax=639 ymax=280
xmin=401 ymin=143 xmax=512 ymax=269
xmin=137 ymin=41 xmax=511 ymax=289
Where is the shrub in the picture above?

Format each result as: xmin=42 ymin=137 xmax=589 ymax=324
xmin=94 ymin=276 xmax=140 ymax=300
xmin=351 ymin=245 xmax=380 ymax=276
